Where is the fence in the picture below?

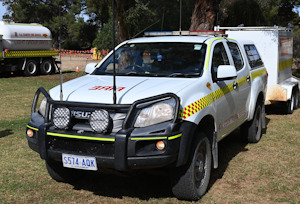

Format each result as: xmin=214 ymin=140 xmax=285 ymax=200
xmin=54 ymin=49 xmax=110 ymax=60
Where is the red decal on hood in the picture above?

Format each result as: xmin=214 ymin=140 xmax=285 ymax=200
xmin=89 ymin=86 xmax=126 ymax=91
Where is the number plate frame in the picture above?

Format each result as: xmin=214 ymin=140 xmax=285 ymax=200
xmin=62 ymin=154 xmax=98 ymax=171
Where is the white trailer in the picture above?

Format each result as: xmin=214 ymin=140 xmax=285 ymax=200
xmin=215 ymin=26 xmax=300 ymax=113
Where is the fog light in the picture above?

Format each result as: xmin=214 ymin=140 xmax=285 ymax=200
xmin=53 ymin=107 xmax=70 ymax=129
xmin=89 ymin=109 xmax=110 ymax=133
xmin=156 ymin=141 xmax=165 ymax=150
xmin=27 ymin=129 xmax=34 ymax=137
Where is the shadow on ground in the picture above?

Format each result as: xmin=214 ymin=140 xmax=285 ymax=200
xmin=265 ymin=103 xmax=289 ymax=115
xmin=65 ymin=129 xmax=249 ymax=200
xmin=0 ymin=129 xmax=13 ymax=138
xmin=209 ymin=130 xmax=248 ymax=190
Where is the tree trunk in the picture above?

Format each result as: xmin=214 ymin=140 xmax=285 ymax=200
xmin=115 ymin=0 xmax=131 ymax=43
xmin=190 ymin=0 xmax=218 ymax=31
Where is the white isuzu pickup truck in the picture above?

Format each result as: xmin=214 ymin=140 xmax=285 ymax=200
xmin=26 ymin=31 xmax=267 ymax=200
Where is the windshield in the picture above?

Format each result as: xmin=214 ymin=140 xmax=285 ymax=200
xmin=93 ymin=42 xmax=207 ymax=77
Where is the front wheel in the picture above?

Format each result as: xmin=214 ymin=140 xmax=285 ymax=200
xmin=241 ymin=103 xmax=263 ymax=143
xmin=170 ymin=133 xmax=212 ymax=201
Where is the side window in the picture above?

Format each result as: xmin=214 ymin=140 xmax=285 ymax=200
xmin=244 ymin=44 xmax=263 ymax=68
xmin=228 ymin=42 xmax=244 ymax=71
xmin=211 ymin=42 xmax=230 ymax=79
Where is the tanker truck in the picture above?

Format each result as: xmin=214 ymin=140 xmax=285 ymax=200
xmin=0 ymin=20 xmax=59 ymax=76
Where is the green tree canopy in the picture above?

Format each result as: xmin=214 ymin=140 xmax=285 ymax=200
xmin=1 ymin=0 xmax=300 ymax=50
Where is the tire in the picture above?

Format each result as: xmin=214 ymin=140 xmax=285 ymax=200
xmin=171 ymin=133 xmax=212 ymax=201
xmin=24 ymin=59 xmax=38 ymax=76
xmin=40 ymin=59 xmax=53 ymax=75
xmin=286 ymin=92 xmax=294 ymax=114
xmin=293 ymin=88 xmax=299 ymax=110
xmin=46 ymin=159 xmax=84 ymax=182
xmin=241 ymin=103 xmax=263 ymax=143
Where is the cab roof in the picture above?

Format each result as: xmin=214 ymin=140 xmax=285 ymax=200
xmin=126 ymin=35 xmax=220 ymax=44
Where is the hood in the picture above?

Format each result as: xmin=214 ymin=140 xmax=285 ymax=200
xmin=49 ymin=75 xmax=197 ymax=104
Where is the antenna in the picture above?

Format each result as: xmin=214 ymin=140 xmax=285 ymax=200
xmin=112 ymin=0 xmax=117 ymax=104
xmin=161 ymin=12 xmax=165 ymax=31
xmin=58 ymin=3 xmax=63 ymax=101
xmin=179 ymin=0 xmax=182 ymax=35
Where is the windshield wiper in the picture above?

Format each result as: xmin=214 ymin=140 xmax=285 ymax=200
xmin=121 ymin=72 xmax=158 ymax=77
xmin=168 ymin=73 xmax=200 ymax=78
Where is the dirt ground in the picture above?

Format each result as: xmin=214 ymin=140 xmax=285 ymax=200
xmin=55 ymin=55 xmax=101 ymax=72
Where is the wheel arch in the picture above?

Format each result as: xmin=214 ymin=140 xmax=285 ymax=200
xmin=248 ymin=91 xmax=265 ymax=121
xmin=176 ymin=115 xmax=218 ymax=169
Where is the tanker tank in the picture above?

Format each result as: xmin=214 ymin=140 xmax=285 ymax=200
xmin=0 ymin=21 xmax=52 ymax=51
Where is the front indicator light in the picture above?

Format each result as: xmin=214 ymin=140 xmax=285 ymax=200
xmin=53 ymin=107 xmax=70 ymax=129
xmin=27 ymin=129 xmax=34 ymax=137
xmin=156 ymin=141 xmax=166 ymax=150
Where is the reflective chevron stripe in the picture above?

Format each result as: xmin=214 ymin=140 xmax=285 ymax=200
xmin=179 ymin=69 xmax=266 ymax=119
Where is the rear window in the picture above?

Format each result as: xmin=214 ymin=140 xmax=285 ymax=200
xmin=228 ymin=42 xmax=244 ymax=71
xmin=244 ymin=45 xmax=263 ymax=68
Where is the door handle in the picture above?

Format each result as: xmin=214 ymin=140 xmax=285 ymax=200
xmin=233 ymin=81 xmax=238 ymax=89
xmin=247 ymin=75 xmax=251 ymax=82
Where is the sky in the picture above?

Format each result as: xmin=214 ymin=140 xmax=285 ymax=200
xmin=0 ymin=3 xmax=7 ymax=20
xmin=0 ymin=3 xmax=88 ymax=21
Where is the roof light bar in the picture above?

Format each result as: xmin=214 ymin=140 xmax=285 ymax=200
xmin=144 ymin=30 xmax=225 ymax=37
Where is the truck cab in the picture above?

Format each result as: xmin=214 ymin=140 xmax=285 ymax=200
xmin=26 ymin=31 xmax=267 ymax=200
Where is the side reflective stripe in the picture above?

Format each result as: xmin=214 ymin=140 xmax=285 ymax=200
xmin=130 ymin=133 xmax=182 ymax=141
xmin=236 ymin=75 xmax=248 ymax=87
xmin=27 ymin=125 xmax=38 ymax=131
xmin=251 ymin=69 xmax=267 ymax=80
xmin=168 ymin=133 xmax=182 ymax=140
xmin=278 ymin=59 xmax=292 ymax=72
xmin=5 ymin=50 xmax=58 ymax=58
xmin=180 ymin=68 xmax=267 ymax=119
xmin=47 ymin=132 xmax=115 ymax=142
xmin=131 ymin=136 xmax=167 ymax=141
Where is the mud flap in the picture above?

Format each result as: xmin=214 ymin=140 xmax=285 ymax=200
xmin=212 ymin=131 xmax=218 ymax=169
xmin=262 ymin=103 xmax=266 ymax=133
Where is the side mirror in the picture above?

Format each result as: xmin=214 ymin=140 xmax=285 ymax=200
xmin=85 ymin=63 xmax=98 ymax=74
xmin=217 ymin=65 xmax=237 ymax=81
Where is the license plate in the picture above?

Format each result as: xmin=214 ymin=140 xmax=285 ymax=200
xmin=62 ymin=154 xmax=98 ymax=171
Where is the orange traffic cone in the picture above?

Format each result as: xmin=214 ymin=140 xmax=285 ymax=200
xmin=76 ymin=65 xmax=79 ymax=72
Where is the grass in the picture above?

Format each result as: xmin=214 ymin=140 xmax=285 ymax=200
xmin=0 ymin=72 xmax=299 ymax=204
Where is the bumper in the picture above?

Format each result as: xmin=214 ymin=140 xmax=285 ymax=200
xmin=26 ymin=123 xmax=183 ymax=171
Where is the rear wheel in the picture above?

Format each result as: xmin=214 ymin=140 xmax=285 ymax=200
xmin=171 ymin=133 xmax=212 ymax=201
xmin=24 ymin=59 xmax=38 ymax=76
xmin=286 ymin=92 xmax=295 ymax=114
xmin=241 ymin=103 xmax=263 ymax=143
xmin=40 ymin=59 xmax=53 ymax=75
xmin=46 ymin=159 xmax=84 ymax=182
xmin=293 ymin=88 xmax=299 ymax=110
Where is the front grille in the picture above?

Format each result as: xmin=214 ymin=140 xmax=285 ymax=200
xmin=48 ymin=136 xmax=115 ymax=157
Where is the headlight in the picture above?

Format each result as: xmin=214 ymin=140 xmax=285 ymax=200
xmin=89 ymin=109 xmax=111 ymax=133
xmin=38 ymin=97 xmax=47 ymax=117
xmin=134 ymin=98 xmax=176 ymax=128
xmin=53 ymin=107 xmax=70 ymax=129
